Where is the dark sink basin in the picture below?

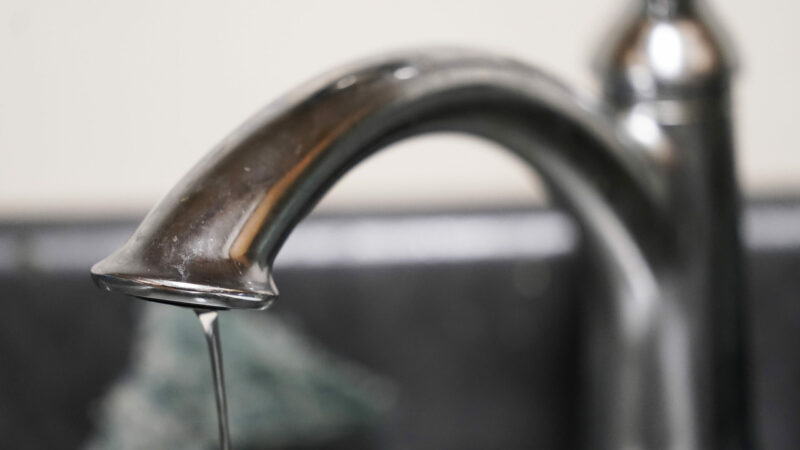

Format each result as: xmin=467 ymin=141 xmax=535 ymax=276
xmin=1 ymin=199 xmax=798 ymax=449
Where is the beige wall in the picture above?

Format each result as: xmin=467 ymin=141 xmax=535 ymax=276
xmin=1 ymin=0 xmax=797 ymax=218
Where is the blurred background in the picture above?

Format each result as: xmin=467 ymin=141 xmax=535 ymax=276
xmin=1 ymin=0 xmax=798 ymax=217
xmin=1 ymin=0 xmax=799 ymax=449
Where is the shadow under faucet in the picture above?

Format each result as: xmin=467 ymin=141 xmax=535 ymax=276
xmin=91 ymin=1 xmax=751 ymax=448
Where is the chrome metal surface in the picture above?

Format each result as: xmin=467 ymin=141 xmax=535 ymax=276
xmin=91 ymin=1 xmax=751 ymax=448
xmin=596 ymin=0 xmax=735 ymax=102
xmin=645 ymin=0 xmax=697 ymax=18
xmin=91 ymin=49 xmax=665 ymax=310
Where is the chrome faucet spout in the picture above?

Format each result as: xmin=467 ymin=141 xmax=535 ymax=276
xmin=91 ymin=50 xmax=664 ymax=311
xmin=91 ymin=2 xmax=750 ymax=449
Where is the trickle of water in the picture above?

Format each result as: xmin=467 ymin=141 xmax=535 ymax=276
xmin=195 ymin=309 xmax=232 ymax=450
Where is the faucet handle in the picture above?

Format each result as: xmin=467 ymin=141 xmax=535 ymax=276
xmin=597 ymin=0 xmax=736 ymax=105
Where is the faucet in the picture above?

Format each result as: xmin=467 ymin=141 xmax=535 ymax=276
xmin=91 ymin=0 xmax=751 ymax=448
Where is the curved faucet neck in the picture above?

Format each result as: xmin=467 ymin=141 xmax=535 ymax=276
xmin=91 ymin=50 xmax=666 ymax=311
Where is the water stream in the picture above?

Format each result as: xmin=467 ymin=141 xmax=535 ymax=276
xmin=195 ymin=309 xmax=232 ymax=450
